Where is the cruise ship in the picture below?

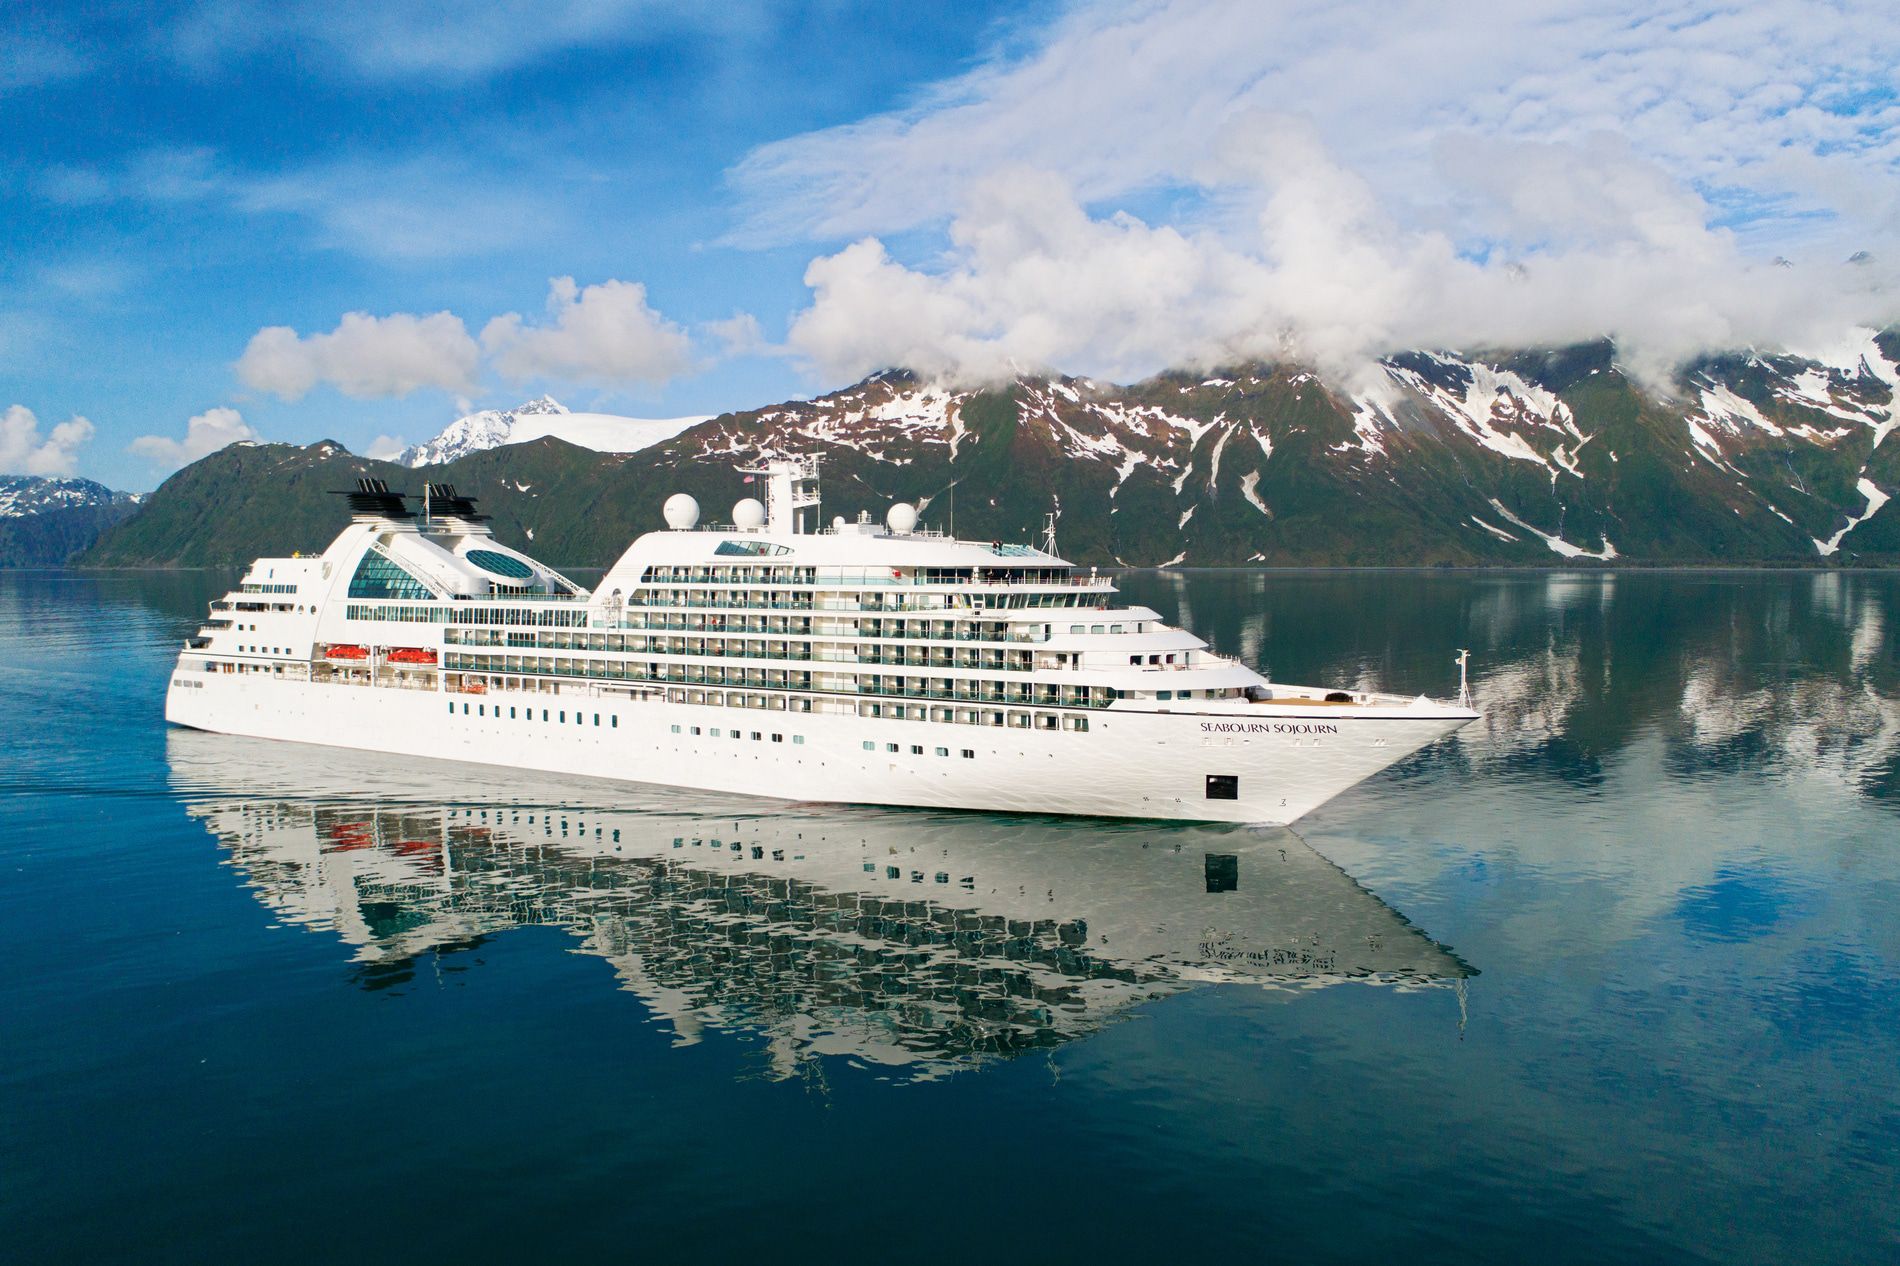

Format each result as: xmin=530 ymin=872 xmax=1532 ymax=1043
xmin=168 ymin=732 xmax=1474 ymax=1081
xmin=166 ymin=458 xmax=1477 ymax=822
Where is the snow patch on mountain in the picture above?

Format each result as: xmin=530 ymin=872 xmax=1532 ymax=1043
xmin=397 ymin=396 xmax=708 ymax=467
xmin=1487 ymin=499 xmax=1618 ymax=560
xmin=1240 ymin=471 xmax=1270 ymax=516
xmin=1813 ymin=478 xmax=1891 ymax=556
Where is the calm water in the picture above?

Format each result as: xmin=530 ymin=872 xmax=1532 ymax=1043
xmin=3 ymin=568 xmax=1897 ymax=1265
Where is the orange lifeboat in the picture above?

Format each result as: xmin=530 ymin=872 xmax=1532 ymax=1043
xmin=387 ymin=647 xmax=438 ymax=665
xmin=464 ymin=681 xmax=487 ymax=695
xmin=325 ymin=644 xmax=369 ymax=661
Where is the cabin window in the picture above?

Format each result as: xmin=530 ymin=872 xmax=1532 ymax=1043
xmin=691 ymin=726 xmax=701 ymax=735
xmin=935 ymin=746 xmax=949 ymax=757
xmin=611 ymin=716 xmax=618 ymax=728
xmin=560 ymin=711 xmax=567 ymax=722
xmin=886 ymin=743 xmax=899 ymax=753
xmin=1206 ymin=774 xmax=1239 ymax=800
xmin=542 ymin=709 xmax=549 ymax=721
xmin=863 ymin=740 xmax=875 ymax=750
xmin=670 ymin=724 xmax=681 ymax=734
xmin=771 ymin=733 xmax=783 ymax=743
xmin=961 ymin=749 xmax=974 ymax=758
xmin=910 ymin=745 xmax=923 ymax=755
xmin=1158 ymin=690 xmax=1172 ymax=701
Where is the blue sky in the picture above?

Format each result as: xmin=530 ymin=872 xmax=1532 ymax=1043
xmin=3 ymin=1 xmax=1896 ymax=490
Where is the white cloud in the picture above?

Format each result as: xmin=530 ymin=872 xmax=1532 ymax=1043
xmin=482 ymin=277 xmax=695 ymax=387
xmin=704 ymin=311 xmax=767 ymax=358
xmin=365 ymin=435 xmax=410 ymax=461
xmin=0 ymin=29 xmax=89 ymax=95
xmin=39 ymin=146 xmax=559 ymax=260
xmin=236 ymin=311 xmax=480 ymax=401
xmin=787 ymin=137 xmax=1900 ymax=389
xmin=754 ymin=0 xmax=1900 ymax=385
xmin=733 ymin=0 xmax=1900 ymax=251
xmin=1 ymin=406 xmax=94 ymax=477
xmin=170 ymin=0 xmax=764 ymax=80
xmin=129 ymin=406 xmax=259 ymax=471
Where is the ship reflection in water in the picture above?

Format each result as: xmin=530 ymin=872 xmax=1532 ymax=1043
xmin=168 ymin=730 xmax=1473 ymax=1082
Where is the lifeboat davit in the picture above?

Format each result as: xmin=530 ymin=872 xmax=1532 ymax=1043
xmin=386 ymin=647 xmax=438 ymax=665
xmin=325 ymin=644 xmax=369 ymax=661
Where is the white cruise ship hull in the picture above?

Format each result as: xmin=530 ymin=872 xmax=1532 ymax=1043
xmin=167 ymin=665 xmax=1466 ymax=824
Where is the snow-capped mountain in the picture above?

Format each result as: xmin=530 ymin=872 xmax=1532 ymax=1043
xmin=670 ymin=329 xmax=1898 ymax=564
xmin=0 ymin=475 xmax=140 ymax=518
xmin=84 ymin=328 xmax=1900 ymax=568
xmin=0 ymin=475 xmax=143 ymax=566
xmin=394 ymin=396 xmax=709 ymax=467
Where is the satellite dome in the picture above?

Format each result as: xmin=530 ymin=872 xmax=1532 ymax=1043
xmin=662 ymin=492 xmax=699 ymax=530
xmin=733 ymin=497 xmax=767 ymax=530
xmin=886 ymin=502 xmax=919 ymax=534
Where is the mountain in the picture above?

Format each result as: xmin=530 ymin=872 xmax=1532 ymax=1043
xmin=80 ymin=334 xmax=1900 ymax=568
xmin=0 ymin=475 xmax=143 ymax=567
xmin=392 ymin=395 xmax=709 ymax=466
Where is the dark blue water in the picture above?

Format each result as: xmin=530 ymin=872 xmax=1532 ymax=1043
xmin=3 ymin=568 xmax=1896 ymax=1265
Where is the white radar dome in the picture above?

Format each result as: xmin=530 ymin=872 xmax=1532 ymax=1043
xmin=886 ymin=502 xmax=919 ymax=534
xmin=662 ymin=492 xmax=699 ymax=530
xmin=732 ymin=497 xmax=767 ymax=530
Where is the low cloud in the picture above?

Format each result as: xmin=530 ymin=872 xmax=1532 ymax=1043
xmin=482 ymin=277 xmax=695 ymax=387
xmin=1 ymin=405 xmax=94 ymax=477
xmin=236 ymin=311 xmax=480 ymax=401
xmin=365 ymin=435 xmax=410 ymax=461
xmin=786 ymin=131 xmax=1900 ymax=389
xmin=129 ymin=406 xmax=260 ymax=470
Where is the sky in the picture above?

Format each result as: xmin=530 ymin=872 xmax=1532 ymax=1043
xmin=2 ymin=0 xmax=1897 ymax=491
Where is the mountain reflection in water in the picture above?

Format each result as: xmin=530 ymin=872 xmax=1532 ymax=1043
xmin=168 ymin=731 xmax=1472 ymax=1082
xmin=1121 ymin=568 xmax=1900 ymax=801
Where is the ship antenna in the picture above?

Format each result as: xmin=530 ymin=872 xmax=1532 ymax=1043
xmin=1042 ymin=509 xmax=1059 ymax=556
xmin=1456 ymin=648 xmax=1472 ymax=709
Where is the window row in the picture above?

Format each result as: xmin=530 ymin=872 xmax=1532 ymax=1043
xmin=861 ymin=741 xmax=977 ymax=759
xmin=668 ymin=724 xmax=805 ymax=745
xmin=452 ymin=701 xmax=619 ymax=728
xmin=442 ymin=652 xmax=1119 ymax=706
